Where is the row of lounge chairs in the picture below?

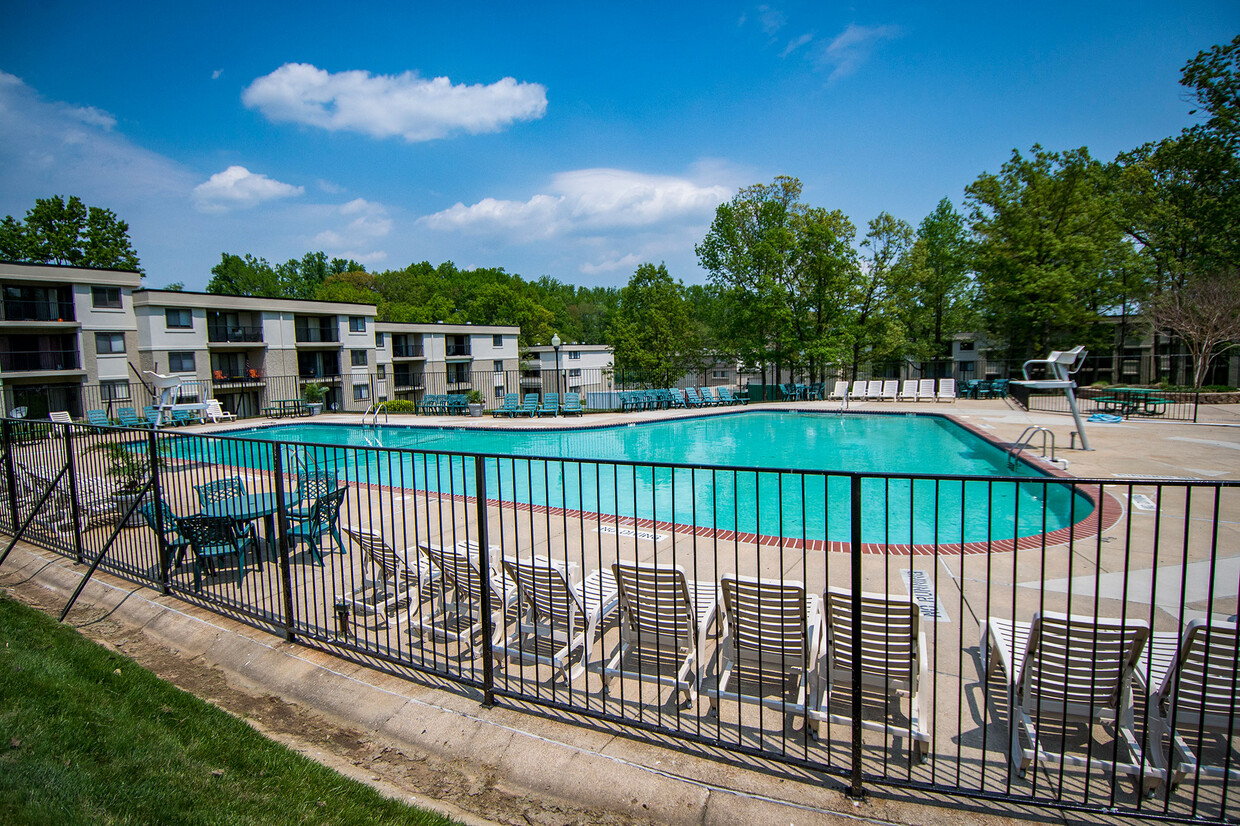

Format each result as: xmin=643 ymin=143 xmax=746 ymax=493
xmin=491 ymin=392 xmax=584 ymax=417
xmin=61 ymin=401 xmax=235 ymax=429
xmin=826 ymin=379 xmax=957 ymax=403
xmin=333 ymin=537 xmax=929 ymax=760
xmin=619 ymin=387 xmax=747 ymax=411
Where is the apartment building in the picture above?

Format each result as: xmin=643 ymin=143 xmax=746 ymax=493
xmin=522 ymin=342 xmax=613 ymax=403
xmin=0 ymin=261 xmax=143 ymax=418
xmin=132 ymin=290 xmax=379 ymax=416
xmin=375 ymin=322 xmax=520 ymax=406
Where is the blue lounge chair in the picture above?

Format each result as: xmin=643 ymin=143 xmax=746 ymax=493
xmin=536 ymin=393 xmax=560 ymax=417
xmin=116 ymin=407 xmax=150 ymax=429
xmin=516 ymin=394 xmax=539 ymax=417
xmin=684 ymin=388 xmax=705 ymax=408
xmin=717 ymin=387 xmax=747 ymax=406
xmin=86 ymin=409 xmax=113 ymax=427
xmin=493 ymin=393 xmax=521 ymax=417
xmin=562 ymin=392 xmax=585 ymax=416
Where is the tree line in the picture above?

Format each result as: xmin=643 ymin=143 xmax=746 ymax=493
xmin=3 ymin=37 xmax=1235 ymax=388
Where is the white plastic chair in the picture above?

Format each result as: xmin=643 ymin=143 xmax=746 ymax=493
xmin=341 ymin=525 xmax=438 ymax=627
xmin=205 ymin=399 xmax=236 ymax=423
xmin=936 ymin=378 xmax=956 ymax=402
xmin=881 ymin=380 xmax=899 ymax=401
xmin=917 ymin=379 xmax=936 ymax=400
xmin=415 ymin=541 xmax=517 ymax=649
xmin=899 ymin=380 xmax=920 ymax=401
xmin=828 ymin=381 xmax=849 ymax=400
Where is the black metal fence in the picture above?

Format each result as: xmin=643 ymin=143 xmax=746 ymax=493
xmin=1014 ymin=386 xmax=1203 ymax=423
xmin=2 ymin=419 xmax=1238 ymax=823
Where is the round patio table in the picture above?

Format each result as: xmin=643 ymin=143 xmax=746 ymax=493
xmin=201 ymin=493 xmax=279 ymax=558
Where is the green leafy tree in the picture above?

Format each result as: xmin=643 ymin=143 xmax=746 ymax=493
xmin=697 ymin=176 xmax=803 ymax=386
xmin=610 ymin=263 xmax=701 ymax=387
xmin=1 ymin=196 xmax=141 ymax=271
xmin=206 ymin=253 xmax=281 ymax=297
xmin=788 ymin=206 xmax=859 ymax=380
xmin=965 ymin=145 xmax=1125 ymax=360
xmin=895 ymin=199 xmax=976 ymax=370
xmin=842 ymin=212 xmax=914 ymax=378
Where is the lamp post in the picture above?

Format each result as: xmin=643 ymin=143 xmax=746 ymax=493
xmin=550 ymin=334 xmax=562 ymax=407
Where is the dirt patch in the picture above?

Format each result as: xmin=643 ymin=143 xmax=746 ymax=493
xmin=3 ymin=580 xmax=650 ymax=826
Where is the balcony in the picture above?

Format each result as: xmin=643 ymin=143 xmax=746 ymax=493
xmin=211 ymin=370 xmax=264 ymax=385
xmin=298 ymin=367 xmax=341 ymax=380
xmin=2 ymin=299 xmax=76 ymax=324
xmin=207 ymin=325 xmax=264 ymax=344
xmin=392 ymin=343 xmax=424 ymax=358
xmin=445 ymin=343 xmax=471 ymax=358
xmin=0 ymin=349 xmax=80 ymax=373
xmin=392 ymin=371 xmax=424 ymax=390
xmin=294 ymin=327 xmax=339 ymax=344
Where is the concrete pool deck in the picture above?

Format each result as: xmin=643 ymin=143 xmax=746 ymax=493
xmin=4 ymin=398 xmax=1238 ymax=824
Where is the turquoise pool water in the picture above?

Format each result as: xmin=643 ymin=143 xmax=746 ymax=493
xmin=172 ymin=412 xmax=1089 ymax=546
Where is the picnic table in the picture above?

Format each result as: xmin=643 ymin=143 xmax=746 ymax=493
xmin=1091 ymin=387 xmax=1171 ymax=417
xmin=262 ymin=399 xmax=309 ymax=418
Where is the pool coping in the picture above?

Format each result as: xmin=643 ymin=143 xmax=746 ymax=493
xmin=180 ymin=408 xmax=1123 ymax=556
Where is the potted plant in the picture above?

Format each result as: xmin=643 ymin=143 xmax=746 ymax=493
xmin=102 ymin=442 xmax=154 ymax=526
xmin=466 ymin=389 xmax=485 ymax=417
xmin=302 ymin=382 xmax=327 ymax=415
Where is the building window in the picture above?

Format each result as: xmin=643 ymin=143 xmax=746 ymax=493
xmin=95 ymin=332 xmax=125 ymax=354
xmin=168 ymin=351 xmax=195 ymax=372
xmin=568 ymin=368 xmax=581 ymax=378
xmin=375 ymin=331 xmax=385 ymax=347
xmin=492 ymin=334 xmax=503 ymax=347
xmin=712 ymin=370 xmax=728 ymax=379
xmin=353 ymin=383 xmax=369 ymax=401
xmin=100 ymin=380 xmax=130 ymax=401
xmin=494 ymin=385 xmax=505 ymax=399
xmin=376 ymin=364 xmax=386 ymax=378
xmin=493 ymin=360 xmax=504 ymax=373
xmin=959 ymin=361 xmax=976 ymax=373
xmin=351 ymin=349 xmax=368 ymax=367
xmin=448 ymin=363 xmax=471 ymax=384
xmin=349 ymin=316 xmax=366 ymax=332
xmin=165 ymin=308 xmax=192 ymax=329
xmin=568 ymin=351 xmax=581 ymax=360
xmin=91 ymin=286 xmax=122 ymax=309
xmin=959 ymin=340 xmax=975 ymax=352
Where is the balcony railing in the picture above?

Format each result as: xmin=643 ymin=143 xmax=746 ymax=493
xmin=211 ymin=371 xmax=264 ymax=384
xmin=298 ymin=368 xmax=341 ymax=379
xmin=2 ymin=300 xmax=76 ymax=323
xmin=207 ymin=325 xmax=263 ymax=343
xmin=392 ymin=373 xmax=424 ymax=389
xmin=445 ymin=343 xmax=471 ymax=357
xmin=392 ymin=344 xmax=424 ymax=358
xmin=0 ymin=349 xmax=80 ymax=372
xmin=295 ymin=328 xmax=339 ymax=343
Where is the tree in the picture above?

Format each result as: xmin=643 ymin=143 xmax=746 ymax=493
xmin=900 ymin=199 xmax=975 ymax=369
xmin=841 ymin=212 xmax=914 ymax=378
xmin=1180 ymin=34 xmax=1240 ymax=150
xmin=965 ymin=145 xmax=1125 ymax=360
xmin=697 ymin=176 xmax=803 ymax=385
xmin=609 ymin=263 xmax=700 ymax=387
xmin=787 ymin=206 xmax=858 ymax=380
xmin=1148 ymin=269 xmax=1240 ymax=389
xmin=1 ymin=195 xmax=142 ymax=272
xmin=207 ymin=253 xmax=281 ymax=297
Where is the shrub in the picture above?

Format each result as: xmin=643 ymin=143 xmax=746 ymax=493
xmin=382 ymin=399 xmax=417 ymax=414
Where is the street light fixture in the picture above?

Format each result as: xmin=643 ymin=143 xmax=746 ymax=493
xmin=551 ymin=333 xmax=562 ymax=409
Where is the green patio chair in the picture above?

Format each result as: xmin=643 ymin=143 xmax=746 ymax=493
xmin=561 ymin=392 xmax=585 ymax=416
xmin=287 ymin=485 xmax=347 ymax=565
xmin=175 ymin=514 xmax=257 ymax=591
xmin=536 ymin=393 xmax=560 ymax=416
xmin=139 ymin=499 xmax=192 ymax=573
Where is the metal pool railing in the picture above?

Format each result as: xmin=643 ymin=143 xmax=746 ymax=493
xmin=1 ymin=419 xmax=1238 ymax=824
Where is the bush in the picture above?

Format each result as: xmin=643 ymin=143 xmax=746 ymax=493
xmin=1091 ymin=380 xmax=1110 ymax=388
xmin=382 ymin=399 xmax=417 ymax=413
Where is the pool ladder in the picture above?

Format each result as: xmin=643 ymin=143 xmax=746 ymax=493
xmin=363 ymin=402 xmax=389 ymax=428
xmin=1008 ymin=426 xmax=1057 ymax=469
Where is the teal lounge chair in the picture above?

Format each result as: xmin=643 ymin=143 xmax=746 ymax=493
xmin=717 ymin=387 xmax=747 ymax=406
xmin=116 ymin=407 xmax=150 ymax=429
xmin=516 ymin=394 xmax=539 ymax=417
xmin=86 ymin=409 xmax=113 ymax=427
xmin=562 ymin=392 xmax=584 ymax=416
xmin=684 ymin=388 xmax=705 ymax=408
xmin=493 ymin=393 xmax=521 ymax=417
xmin=536 ymin=393 xmax=560 ymax=417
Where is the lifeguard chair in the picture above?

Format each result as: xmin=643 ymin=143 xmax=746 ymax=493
xmin=1011 ymin=346 xmax=1092 ymax=450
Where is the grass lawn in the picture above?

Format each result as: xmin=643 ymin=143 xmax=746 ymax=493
xmin=0 ymin=595 xmax=460 ymax=825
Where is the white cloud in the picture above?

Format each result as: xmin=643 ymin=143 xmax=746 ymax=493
xmin=580 ymin=252 xmax=642 ymax=275
xmin=242 ymin=62 xmax=548 ymax=142
xmin=819 ymin=24 xmax=901 ymax=82
xmin=421 ymin=169 xmax=729 ymax=237
xmin=757 ymin=5 xmax=786 ymax=36
xmin=780 ymin=33 xmax=814 ymax=58
xmin=193 ymin=165 xmax=304 ymax=212
xmin=68 ymin=105 xmax=116 ymax=130
xmin=313 ymin=198 xmax=391 ymax=254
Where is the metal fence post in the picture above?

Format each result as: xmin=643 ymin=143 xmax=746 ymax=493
xmin=2 ymin=419 xmax=17 ymax=532
xmin=148 ymin=428 xmax=170 ymax=594
xmin=62 ymin=425 xmax=85 ymax=564
xmin=474 ymin=455 xmax=495 ymax=707
xmin=848 ymin=473 xmax=866 ymax=800
xmin=271 ymin=446 xmax=298 ymax=643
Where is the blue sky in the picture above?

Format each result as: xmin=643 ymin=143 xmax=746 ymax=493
xmin=1 ymin=2 xmax=1235 ymax=291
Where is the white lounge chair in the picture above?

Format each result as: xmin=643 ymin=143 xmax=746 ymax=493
xmin=705 ymin=575 xmax=822 ymax=730
xmin=936 ymin=378 xmax=956 ymax=402
xmin=205 ymin=399 xmax=236 ymax=423
xmin=604 ymin=562 xmax=718 ymax=707
xmin=980 ymin=611 xmax=1162 ymax=794
xmin=865 ymin=380 xmax=884 ymax=400
xmin=341 ymin=525 xmax=438 ymax=627
xmin=899 ymin=380 xmax=920 ymax=402
xmin=881 ymin=380 xmax=899 ymax=402
xmin=49 ymin=411 xmax=73 ymax=425
xmin=917 ymin=379 xmax=936 ymax=401
xmin=850 ymin=380 xmax=868 ymax=401
xmin=828 ymin=380 xmax=849 ymax=401
xmin=497 ymin=555 xmax=620 ymax=683
xmin=415 ymin=541 xmax=517 ymax=648
xmin=812 ymin=588 xmax=930 ymax=761
xmin=1143 ymin=620 xmax=1240 ymax=790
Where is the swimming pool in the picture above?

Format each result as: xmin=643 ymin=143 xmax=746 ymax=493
xmin=171 ymin=412 xmax=1091 ymax=547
